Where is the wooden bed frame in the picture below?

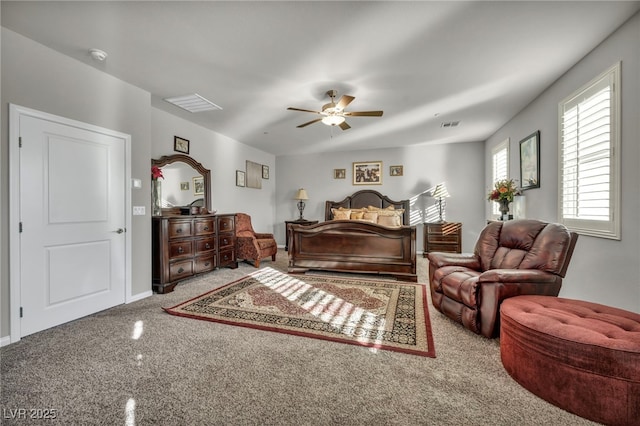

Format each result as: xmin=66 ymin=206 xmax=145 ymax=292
xmin=287 ymin=190 xmax=417 ymax=282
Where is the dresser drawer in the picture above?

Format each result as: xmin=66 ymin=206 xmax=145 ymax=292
xmin=169 ymin=259 xmax=193 ymax=281
xmin=218 ymin=248 xmax=236 ymax=267
xmin=428 ymin=234 xmax=460 ymax=243
xmin=169 ymin=221 xmax=193 ymax=239
xmin=169 ymin=240 xmax=193 ymax=259
xmin=217 ymin=216 xmax=235 ymax=233
xmin=219 ymin=234 xmax=235 ymax=249
xmin=428 ymin=243 xmax=460 ymax=253
xmin=195 ymin=255 xmax=216 ymax=273
xmin=195 ymin=237 xmax=216 ymax=254
xmin=195 ymin=218 xmax=215 ymax=236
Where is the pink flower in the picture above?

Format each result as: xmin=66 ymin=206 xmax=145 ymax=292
xmin=151 ymin=166 xmax=164 ymax=180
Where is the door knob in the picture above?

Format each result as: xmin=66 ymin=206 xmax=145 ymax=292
xmin=114 ymin=228 xmax=125 ymax=234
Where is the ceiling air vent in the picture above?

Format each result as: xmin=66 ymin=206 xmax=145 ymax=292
xmin=164 ymin=93 xmax=222 ymax=113
xmin=440 ymin=121 xmax=460 ymax=128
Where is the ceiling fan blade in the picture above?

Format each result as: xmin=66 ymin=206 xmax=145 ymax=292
xmin=297 ymin=118 xmax=323 ymax=128
xmin=339 ymin=121 xmax=351 ymax=131
xmin=336 ymin=95 xmax=355 ymax=110
xmin=287 ymin=107 xmax=322 ymax=115
xmin=344 ymin=110 xmax=384 ymax=117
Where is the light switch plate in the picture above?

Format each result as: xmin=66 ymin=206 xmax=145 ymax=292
xmin=131 ymin=178 xmax=142 ymax=189
xmin=133 ymin=206 xmax=145 ymax=216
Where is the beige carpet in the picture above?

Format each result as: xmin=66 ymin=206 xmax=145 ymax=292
xmin=0 ymin=250 xmax=598 ymax=425
xmin=164 ymin=268 xmax=435 ymax=357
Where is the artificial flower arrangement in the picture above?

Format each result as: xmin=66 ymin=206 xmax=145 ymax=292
xmin=487 ymin=178 xmax=519 ymax=203
xmin=151 ymin=165 xmax=164 ymax=181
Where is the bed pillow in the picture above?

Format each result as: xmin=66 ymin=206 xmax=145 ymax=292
xmin=376 ymin=208 xmax=405 ymax=225
xmin=377 ymin=214 xmax=402 ymax=227
xmin=331 ymin=208 xmax=351 ymax=220
xmin=350 ymin=211 xmax=365 ymax=220
xmin=361 ymin=211 xmax=378 ymax=223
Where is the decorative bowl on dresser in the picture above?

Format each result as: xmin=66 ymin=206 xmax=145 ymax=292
xmin=152 ymin=213 xmax=237 ymax=294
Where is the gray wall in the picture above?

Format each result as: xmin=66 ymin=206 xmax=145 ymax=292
xmin=275 ymin=142 xmax=487 ymax=253
xmin=484 ymin=12 xmax=640 ymax=312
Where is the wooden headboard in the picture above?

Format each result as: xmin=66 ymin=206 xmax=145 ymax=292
xmin=324 ymin=189 xmax=411 ymax=224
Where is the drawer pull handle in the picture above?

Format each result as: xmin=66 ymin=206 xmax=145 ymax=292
xmin=204 ymin=226 xmax=209 ymax=231
xmin=204 ymin=262 xmax=210 ymax=267
xmin=177 ymin=267 xmax=184 ymax=274
xmin=178 ymin=247 xmax=184 ymax=253
xmin=205 ymin=243 xmax=210 ymax=249
xmin=176 ymin=228 xmax=182 ymax=234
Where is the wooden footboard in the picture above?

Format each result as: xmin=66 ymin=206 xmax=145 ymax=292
xmin=287 ymin=220 xmax=417 ymax=282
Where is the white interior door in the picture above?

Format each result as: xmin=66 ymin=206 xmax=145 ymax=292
xmin=16 ymin=110 xmax=128 ymax=337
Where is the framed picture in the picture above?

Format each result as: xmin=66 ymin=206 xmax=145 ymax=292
xmin=236 ymin=170 xmax=245 ymax=187
xmin=174 ymin=136 xmax=189 ymax=154
xmin=262 ymin=165 xmax=270 ymax=179
xmin=193 ymin=176 xmax=204 ymax=195
xmin=520 ymin=131 xmax=540 ymax=190
xmin=353 ymin=161 xmax=382 ymax=185
xmin=334 ymin=168 xmax=346 ymax=179
xmin=180 ymin=182 xmax=189 ymax=191
xmin=390 ymin=165 xmax=403 ymax=176
xmin=246 ymin=160 xmax=262 ymax=189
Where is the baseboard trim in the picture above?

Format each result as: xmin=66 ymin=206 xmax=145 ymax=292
xmin=0 ymin=335 xmax=12 ymax=347
xmin=127 ymin=290 xmax=153 ymax=304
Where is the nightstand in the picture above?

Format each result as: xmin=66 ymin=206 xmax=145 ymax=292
xmin=423 ymin=222 xmax=462 ymax=257
xmin=285 ymin=219 xmax=318 ymax=251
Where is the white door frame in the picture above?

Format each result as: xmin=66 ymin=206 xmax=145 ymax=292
xmin=9 ymin=104 xmax=133 ymax=344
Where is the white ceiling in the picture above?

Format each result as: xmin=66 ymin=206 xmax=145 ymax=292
xmin=3 ymin=1 xmax=639 ymax=156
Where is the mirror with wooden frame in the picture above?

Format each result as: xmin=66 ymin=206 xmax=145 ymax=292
xmin=151 ymin=154 xmax=211 ymax=214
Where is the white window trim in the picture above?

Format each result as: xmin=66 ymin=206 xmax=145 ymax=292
xmin=558 ymin=62 xmax=621 ymax=240
xmin=490 ymin=138 xmax=509 ymax=217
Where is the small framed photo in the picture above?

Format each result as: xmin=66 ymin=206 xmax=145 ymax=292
xmin=334 ymin=168 xmax=346 ymax=179
xmin=236 ymin=170 xmax=246 ymax=187
xmin=390 ymin=165 xmax=403 ymax=176
xmin=353 ymin=161 xmax=382 ymax=185
xmin=174 ymin=136 xmax=190 ymax=154
xmin=193 ymin=176 xmax=204 ymax=195
xmin=180 ymin=182 xmax=189 ymax=191
xmin=520 ymin=131 xmax=540 ymax=190
xmin=262 ymin=165 xmax=270 ymax=179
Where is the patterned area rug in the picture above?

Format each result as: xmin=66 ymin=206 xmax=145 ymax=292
xmin=164 ymin=267 xmax=435 ymax=357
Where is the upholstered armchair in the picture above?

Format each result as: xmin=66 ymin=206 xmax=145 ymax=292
xmin=235 ymin=213 xmax=278 ymax=268
xmin=427 ymin=219 xmax=578 ymax=338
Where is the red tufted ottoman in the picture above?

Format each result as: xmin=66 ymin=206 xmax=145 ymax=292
xmin=500 ymin=295 xmax=640 ymax=426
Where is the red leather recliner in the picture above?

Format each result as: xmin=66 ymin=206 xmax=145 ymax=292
xmin=427 ymin=219 xmax=578 ymax=338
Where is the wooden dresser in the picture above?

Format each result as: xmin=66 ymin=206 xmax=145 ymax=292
xmin=152 ymin=213 xmax=237 ymax=294
xmin=423 ymin=222 xmax=462 ymax=257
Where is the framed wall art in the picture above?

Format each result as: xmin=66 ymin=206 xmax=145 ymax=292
xmin=193 ymin=176 xmax=204 ymax=195
xmin=180 ymin=182 xmax=189 ymax=191
xmin=390 ymin=165 xmax=403 ymax=176
xmin=519 ymin=131 xmax=540 ymax=190
xmin=246 ymin=160 xmax=262 ymax=189
xmin=334 ymin=169 xmax=346 ymax=179
xmin=236 ymin=170 xmax=245 ymax=187
xmin=353 ymin=161 xmax=382 ymax=185
xmin=174 ymin=136 xmax=190 ymax=154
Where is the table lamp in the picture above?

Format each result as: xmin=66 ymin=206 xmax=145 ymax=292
xmin=294 ymin=188 xmax=309 ymax=220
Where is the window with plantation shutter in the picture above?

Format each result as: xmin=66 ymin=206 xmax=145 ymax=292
xmin=559 ymin=63 xmax=620 ymax=239
xmin=491 ymin=139 xmax=509 ymax=216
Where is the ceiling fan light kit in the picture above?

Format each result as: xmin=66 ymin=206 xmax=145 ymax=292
xmin=288 ymin=89 xmax=383 ymax=130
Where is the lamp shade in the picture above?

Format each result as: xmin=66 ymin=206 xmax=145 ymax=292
xmin=294 ymin=188 xmax=309 ymax=200
xmin=321 ymin=115 xmax=346 ymax=126
xmin=431 ymin=183 xmax=450 ymax=200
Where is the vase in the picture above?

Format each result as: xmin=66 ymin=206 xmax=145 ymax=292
xmin=498 ymin=198 xmax=510 ymax=220
xmin=151 ymin=179 xmax=162 ymax=216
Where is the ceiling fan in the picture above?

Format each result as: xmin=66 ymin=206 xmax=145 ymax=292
xmin=287 ymin=90 xmax=383 ymax=130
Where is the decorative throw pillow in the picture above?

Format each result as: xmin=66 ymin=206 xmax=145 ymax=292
xmin=377 ymin=214 xmax=401 ymax=227
xmin=362 ymin=212 xmax=378 ymax=223
xmin=332 ymin=209 xmax=351 ymax=220
xmin=376 ymin=209 xmax=404 ymax=225
xmin=350 ymin=211 xmax=365 ymax=220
